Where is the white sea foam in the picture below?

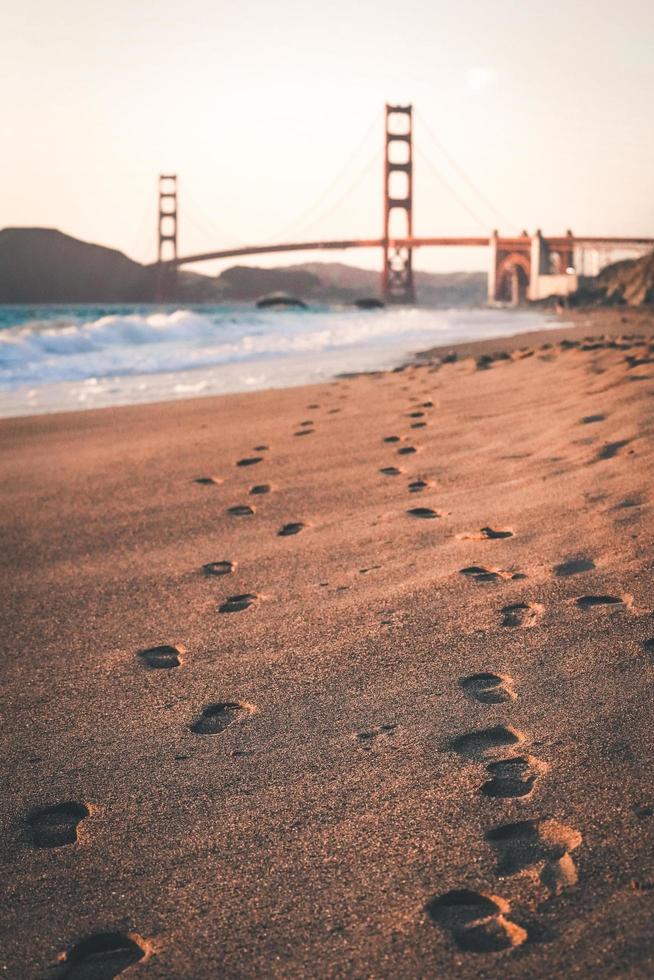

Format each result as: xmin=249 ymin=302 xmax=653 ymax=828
xmin=0 ymin=304 xmax=561 ymax=416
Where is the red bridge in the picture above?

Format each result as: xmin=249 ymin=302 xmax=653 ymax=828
xmin=155 ymin=106 xmax=654 ymax=305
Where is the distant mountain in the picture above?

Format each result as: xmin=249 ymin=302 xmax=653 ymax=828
xmin=0 ymin=228 xmax=147 ymax=302
xmin=217 ymin=261 xmax=486 ymax=306
xmin=0 ymin=228 xmax=215 ymax=303
xmin=0 ymin=227 xmax=487 ymax=306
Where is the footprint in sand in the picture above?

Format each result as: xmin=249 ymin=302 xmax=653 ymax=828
xmin=614 ymin=495 xmax=644 ymax=510
xmin=56 ymin=933 xmax=148 ymax=978
xmin=278 ymin=522 xmax=305 ymax=536
xmin=481 ymin=756 xmax=547 ymax=799
xmin=408 ymin=479 xmax=430 ymax=493
xmin=190 ymin=701 xmax=252 ymax=735
xmin=253 ymin=444 xmax=269 ymax=451
xmin=227 ymin=504 xmax=255 ymax=516
xmin=250 ymin=484 xmax=272 ymax=495
xmin=450 ymin=726 xmax=545 ymax=800
xmin=219 ymin=593 xmax=257 ymax=613
xmin=27 ymin=802 xmax=89 ymax=848
xmin=236 ymin=456 xmax=263 ymax=467
xmin=460 ymin=566 xmax=523 ymax=583
xmin=580 ymin=414 xmax=606 ymax=424
xmin=355 ymin=724 xmax=397 ymax=750
xmin=643 ymin=638 xmax=654 ymax=655
xmin=384 ymin=436 xmax=400 ymax=443
xmin=554 ymin=557 xmax=595 ymax=576
xmin=411 ymin=421 xmax=427 ymax=429
xmin=380 ymin=466 xmax=402 ymax=476
xmin=294 ymin=429 xmax=314 ymax=437
xmin=407 ymin=507 xmax=442 ymax=519
xmin=593 ymin=439 xmax=631 ymax=462
xmin=203 ymin=560 xmax=234 ymax=576
xmin=460 ymin=527 xmax=513 ymax=541
xmin=137 ymin=644 xmax=183 ymax=669
xmin=626 ymin=352 xmax=654 ymax=368
xmin=460 ymin=673 xmax=515 ymax=704
xmin=398 ymin=446 xmax=418 ymax=456
xmin=575 ymin=594 xmax=631 ymax=610
xmin=193 ymin=476 xmax=223 ymax=486
xmin=449 ymin=725 xmax=524 ymax=760
xmin=407 ymin=411 xmax=425 ymax=418
xmin=501 ymin=602 xmax=544 ymax=628
xmin=485 ymin=818 xmax=582 ymax=896
xmin=425 ymin=889 xmax=526 ymax=953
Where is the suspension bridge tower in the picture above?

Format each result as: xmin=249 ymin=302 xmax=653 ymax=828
xmin=382 ymin=104 xmax=415 ymax=304
xmin=156 ymin=174 xmax=178 ymax=301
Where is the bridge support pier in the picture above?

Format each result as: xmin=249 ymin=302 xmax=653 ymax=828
xmin=527 ymin=229 xmax=578 ymax=302
xmin=488 ymin=233 xmax=531 ymax=305
xmin=382 ymin=105 xmax=415 ymax=304
xmin=487 ymin=230 xmax=499 ymax=303
xmin=156 ymin=174 xmax=178 ymax=302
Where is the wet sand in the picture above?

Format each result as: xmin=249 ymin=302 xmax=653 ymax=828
xmin=1 ymin=308 xmax=653 ymax=978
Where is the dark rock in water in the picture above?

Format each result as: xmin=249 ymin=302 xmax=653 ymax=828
xmin=256 ymin=293 xmax=307 ymax=309
xmin=354 ymin=297 xmax=385 ymax=309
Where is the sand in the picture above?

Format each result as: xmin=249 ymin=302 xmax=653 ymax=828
xmin=1 ymin=307 xmax=653 ymax=978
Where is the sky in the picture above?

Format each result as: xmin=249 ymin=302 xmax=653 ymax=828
xmin=3 ymin=0 xmax=654 ymax=275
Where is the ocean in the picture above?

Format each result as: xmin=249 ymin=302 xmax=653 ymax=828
xmin=0 ymin=303 xmax=562 ymax=418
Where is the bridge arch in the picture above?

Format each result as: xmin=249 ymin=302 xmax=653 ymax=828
xmin=496 ymin=252 xmax=530 ymax=305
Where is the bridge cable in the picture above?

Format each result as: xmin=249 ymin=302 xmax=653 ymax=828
xmin=416 ymin=109 xmax=519 ymax=232
xmin=415 ymin=147 xmax=491 ymax=231
xmin=182 ymin=184 xmax=247 ymax=251
xmin=262 ymin=110 xmax=383 ymax=245
xmin=272 ymin=144 xmax=382 ymax=244
xmin=124 ymin=195 xmax=156 ymax=265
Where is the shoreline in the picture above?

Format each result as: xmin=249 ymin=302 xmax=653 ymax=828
xmin=413 ymin=306 xmax=654 ymax=361
xmin=2 ymin=306 xmax=653 ymax=425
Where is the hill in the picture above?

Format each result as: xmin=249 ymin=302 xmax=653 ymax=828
xmin=0 ymin=227 xmax=486 ymax=306
xmin=576 ymin=250 xmax=654 ymax=307
xmin=0 ymin=228 xmax=218 ymax=303
xmin=217 ymin=261 xmax=486 ymax=306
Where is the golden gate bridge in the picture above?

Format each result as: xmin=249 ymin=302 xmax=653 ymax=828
xmin=154 ymin=105 xmax=654 ymax=305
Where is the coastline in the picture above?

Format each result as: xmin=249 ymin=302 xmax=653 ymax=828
xmin=2 ymin=306 xmax=653 ymax=424
xmin=1 ymin=307 xmax=653 ymax=977
xmin=413 ymin=306 xmax=654 ymax=361
xmin=0 ymin=306 xmax=565 ymax=421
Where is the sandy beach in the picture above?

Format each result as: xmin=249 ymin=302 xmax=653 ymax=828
xmin=1 ymin=307 xmax=653 ymax=978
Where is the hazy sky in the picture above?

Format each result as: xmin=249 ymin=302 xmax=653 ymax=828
xmin=3 ymin=0 xmax=654 ymax=274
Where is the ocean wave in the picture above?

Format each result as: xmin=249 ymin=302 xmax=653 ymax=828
xmin=0 ymin=305 xmax=551 ymax=388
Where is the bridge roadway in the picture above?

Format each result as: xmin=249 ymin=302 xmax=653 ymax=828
xmin=162 ymin=235 xmax=654 ymax=268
